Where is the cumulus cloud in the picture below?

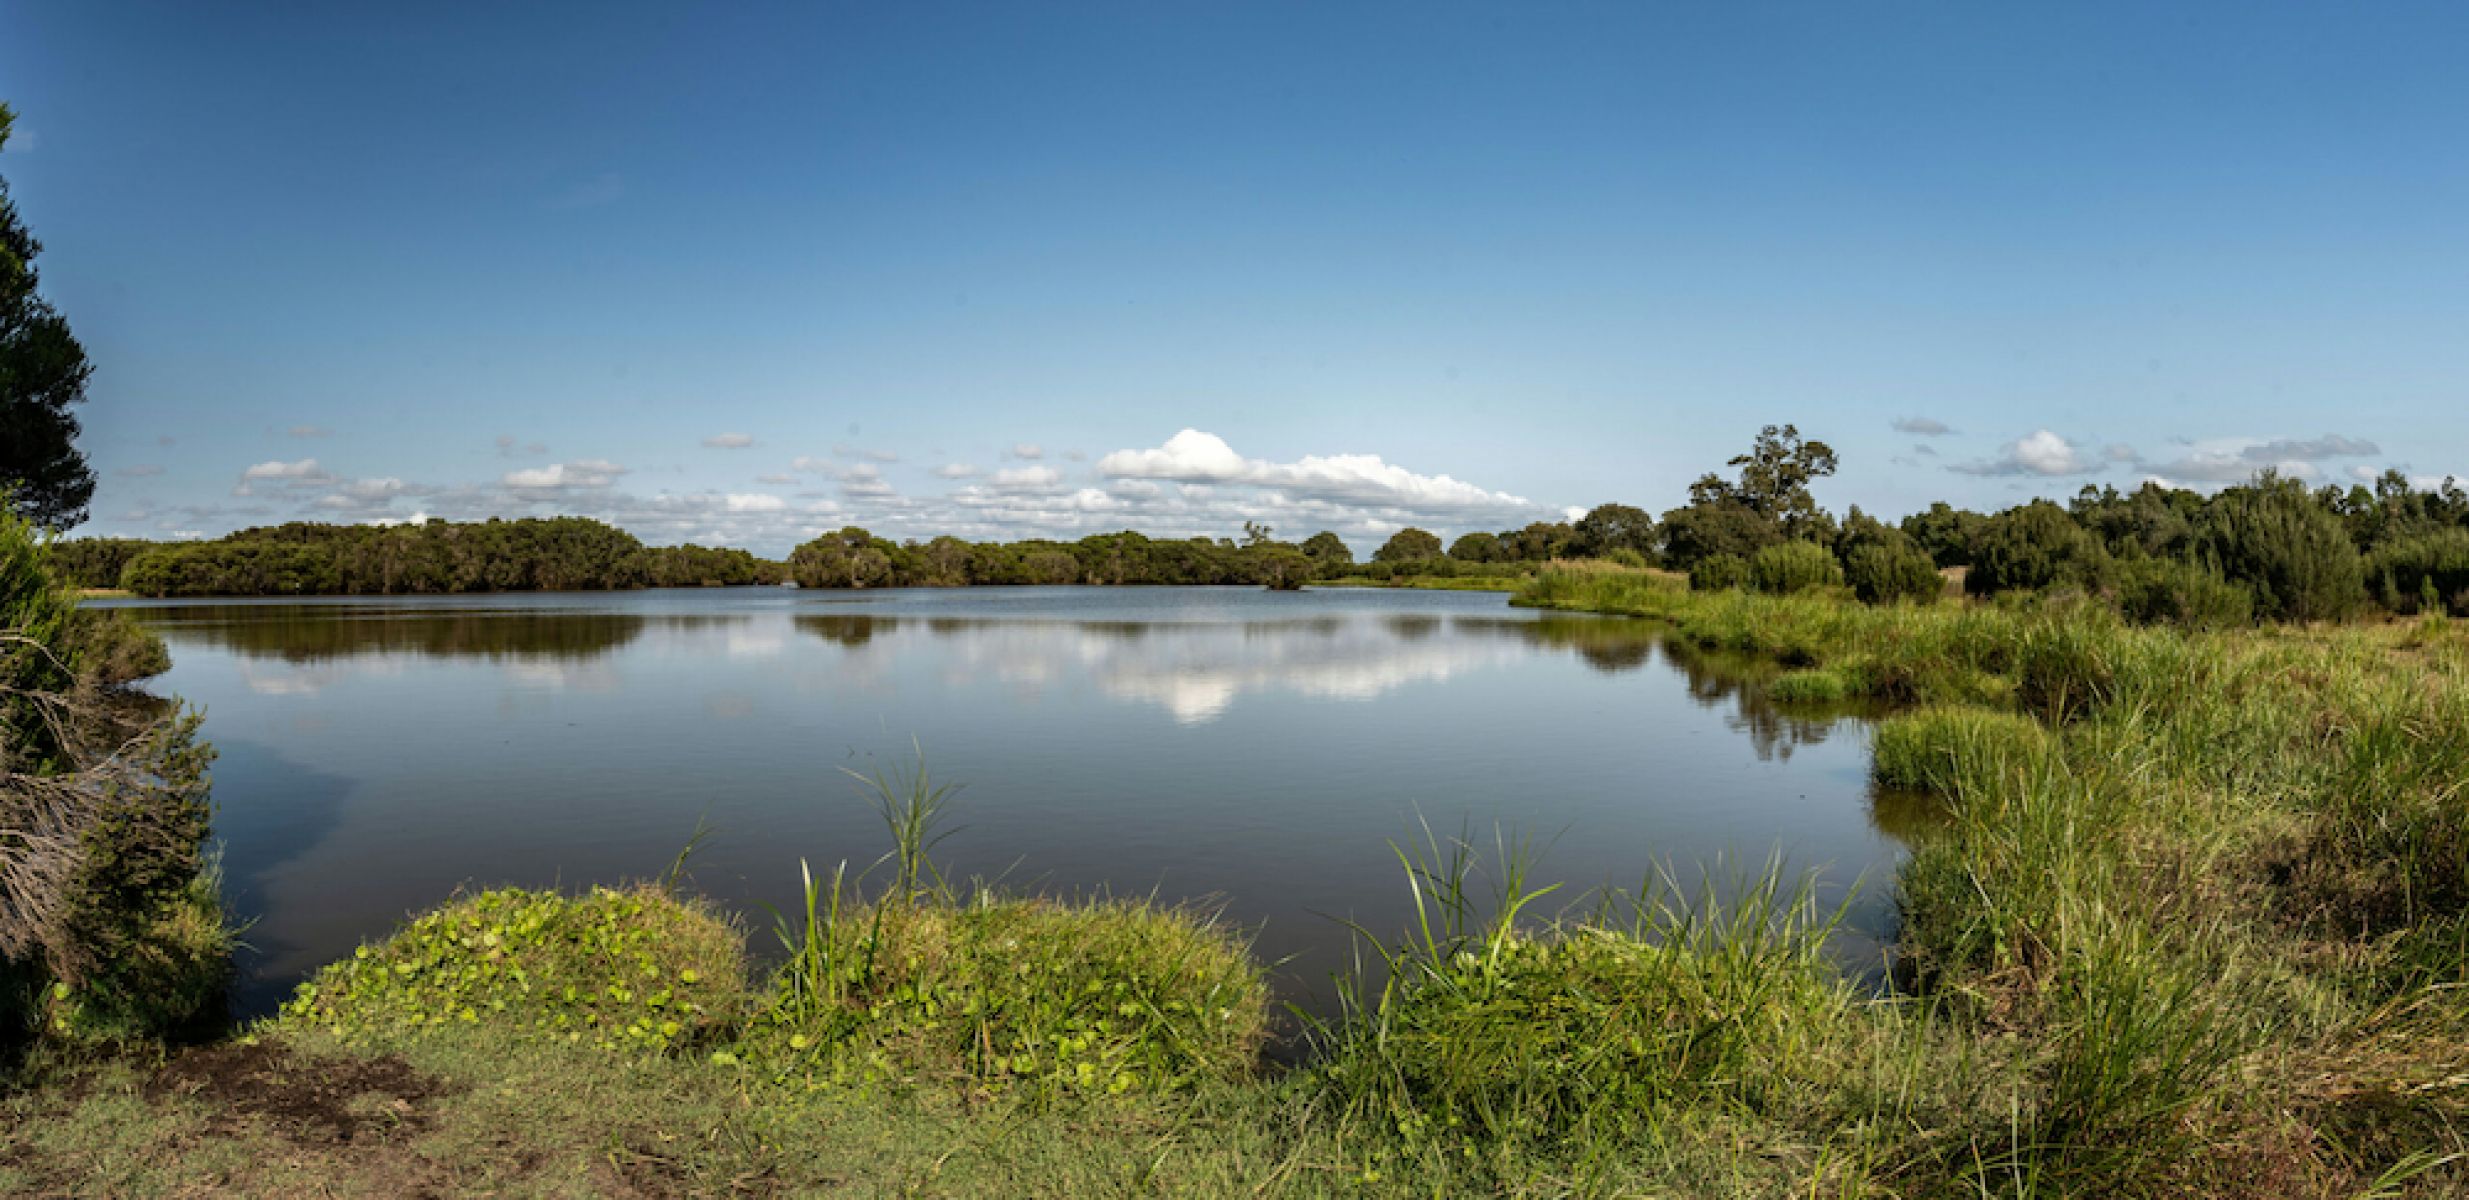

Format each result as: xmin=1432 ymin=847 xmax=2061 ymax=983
xmin=725 ymin=494 xmax=786 ymax=512
xmin=933 ymin=463 xmax=981 ymax=479
xmin=503 ymin=459 xmax=628 ymax=490
xmin=1008 ymin=443 xmax=1044 ymax=461
xmin=1098 ymin=429 xmax=1532 ymax=512
xmin=243 ymin=458 xmax=331 ymax=481
xmin=703 ymin=432 xmax=756 ymax=449
xmin=1950 ymin=431 xmax=2098 ymax=478
xmin=1893 ymin=417 xmax=1954 ymax=436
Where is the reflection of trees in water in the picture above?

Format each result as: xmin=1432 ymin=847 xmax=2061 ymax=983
xmin=1868 ymin=781 xmax=1950 ymax=848
xmin=1382 ymin=614 xmax=1444 ymax=641
xmin=794 ymin=614 xmax=899 ymax=648
xmin=1450 ymin=616 xmax=1660 ymax=675
xmin=1659 ymin=638 xmax=1849 ymax=762
xmin=148 ymin=608 xmax=647 ymax=663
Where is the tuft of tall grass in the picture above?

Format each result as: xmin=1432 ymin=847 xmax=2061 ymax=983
xmin=1871 ymin=706 xmax=2052 ymax=797
xmin=1311 ymin=827 xmax=1858 ymax=1178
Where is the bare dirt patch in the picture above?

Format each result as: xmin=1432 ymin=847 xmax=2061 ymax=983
xmin=143 ymin=1039 xmax=451 ymax=1145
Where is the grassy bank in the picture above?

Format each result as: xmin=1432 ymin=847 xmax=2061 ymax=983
xmin=9 ymin=574 xmax=2469 ymax=1195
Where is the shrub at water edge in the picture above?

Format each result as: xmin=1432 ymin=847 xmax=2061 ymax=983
xmin=276 ymin=886 xmax=751 ymax=1056
xmin=1748 ymin=541 xmax=1843 ymax=594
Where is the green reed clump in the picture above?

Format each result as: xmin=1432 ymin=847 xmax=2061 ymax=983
xmin=743 ymin=752 xmax=1267 ymax=1099
xmin=1311 ymin=830 xmax=1856 ymax=1182
xmin=747 ymin=888 xmax=1266 ymax=1098
xmin=1871 ymin=706 xmax=2052 ymax=796
xmin=1768 ymin=666 xmax=1852 ymax=704
xmin=275 ymin=886 xmax=749 ymax=1057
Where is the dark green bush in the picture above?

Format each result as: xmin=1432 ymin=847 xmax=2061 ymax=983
xmin=1749 ymin=540 xmax=1843 ymax=594
xmin=1845 ymin=542 xmax=1942 ymax=606
xmin=1966 ymin=501 xmax=2105 ymax=596
xmin=3 ymin=509 xmax=228 ymax=1052
xmin=2110 ymin=557 xmax=2253 ymax=630
xmin=2193 ymin=475 xmax=2365 ymax=623
xmin=2365 ymin=528 xmax=2469 ymax=616
xmin=1688 ymin=553 xmax=1751 ymax=592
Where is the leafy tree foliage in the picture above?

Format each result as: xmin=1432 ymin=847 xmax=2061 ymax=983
xmin=2193 ymin=473 xmax=2365 ymax=623
xmin=118 ymin=518 xmax=658 ymax=597
xmin=1372 ymin=528 xmax=1444 ymax=564
xmin=1299 ymin=531 xmax=1353 ymax=568
xmin=1500 ymin=521 xmax=1576 ymax=562
xmin=2364 ymin=528 xmax=2469 ymax=616
xmin=1571 ymin=504 xmax=1656 ymax=560
xmin=2110 ymin=557 xmax=2252 ymax=630
xmin=1658 ymin=425 xmax=1838 ymax=569
xmin=1965 ymin=501 xmax=2104 ymax=596
xmin=1688 ymin=553 xmax=1751 ymax=592
xmin=1845 ymin=541 xmax=1942 ymax=606
xmin=1899 ymin=502 xmax=1985 ymax=568
xmin=1447 ymin=531 xmax=1506 ymax=563
xmin=1658 ymin=500 xmax=1782 ymax=570
xmin=1687 ymin=424 xmax=1837 ymax=537
xmin=639 ymin=544 xmax=770 ymax=587
xmin=1748 ymin=540 xmax=1844 ymax=594
xmin=0 ymin=107 xmax=96 ymax=529
xmin=2070 ymin=483 xmax=2199 ymax=560
xmin=44 ymin=538 xmax=153 ymax=591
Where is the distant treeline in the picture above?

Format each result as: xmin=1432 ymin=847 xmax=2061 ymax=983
xmin=53 ymin=519 xmax=771 ymax=597
xmin=50 ymin=424 xmax=2469 ymax=623
xmin=52 ymin=506 xmax=1639 ymax=597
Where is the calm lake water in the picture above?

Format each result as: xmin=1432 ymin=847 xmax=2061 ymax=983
xmin=101 ymin=586 xmax=1918 ymax=1023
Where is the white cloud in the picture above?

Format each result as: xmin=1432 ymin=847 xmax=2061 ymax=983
xmin=990 ymin=465 xmax=1064 ymax=491
xmin=504 ymin=459 xmax=628 ymax=490
xmin=1008 ymin=443 xmax=1045 ymax=460
xmin=243 ymin=458 xmax=330 ymax=481
xmin=703 ymin=432 xmax=756 ymax=449
xmin=1950 ymin=431 xmax=2098 ymax=477
xmin=1098 ymin=429 xmax=1532 ymax=511
xmin=725 ymin=493 xmax=787 ymax=512
xmin=232 ymin=457 xmax=336 ymax=495
xmin=933 ymin=463 xmax=981 ymax=479
xmin=1893 ymin=417 xmax=1954 ymax=436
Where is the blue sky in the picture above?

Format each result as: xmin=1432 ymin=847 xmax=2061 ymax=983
xmin=5 ymin=2 xmax=2464 ymax=553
